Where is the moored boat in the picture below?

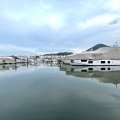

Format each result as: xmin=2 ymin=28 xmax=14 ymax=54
xmin=63 ymin=44 xmax=120 ymax=66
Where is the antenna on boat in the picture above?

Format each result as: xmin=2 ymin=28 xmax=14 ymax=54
xmin=113 ymin=41 xmax=119 ymax=47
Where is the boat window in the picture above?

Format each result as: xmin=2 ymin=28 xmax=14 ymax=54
xmin=108 ymin=61 xmax=110 ymax=63
xmin=101 ymin=61 xmax=105 ymax=64
xmin=81 ymin=60 xmax=87 ymax=62
xmin=3 ymin=66 xmax=5 ymax=68
xmin=108 ymin=68 xmax=110 ymax=70
xmin=101 ymin=68 xmax=105 ymax=70
xmin=71 ymin=60 xmax=74 ymax=63
xmin=88 ymin=61 xmax=93 ymax=63
xmin=88 ymin=68 xmax=93 ymax=71
xmin=81 ymin=70 xmax=87 ymax=72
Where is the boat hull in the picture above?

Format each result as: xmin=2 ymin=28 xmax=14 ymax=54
xmin=70 ymin=60 xmax=120 ymax=66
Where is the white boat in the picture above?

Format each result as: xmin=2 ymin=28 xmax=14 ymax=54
xmin=70 ymin=59 xmax=120 ymax=66
xmin=63 ymin=45 xmax=120 ymax=66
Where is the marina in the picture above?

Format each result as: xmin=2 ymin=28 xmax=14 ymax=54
xmin=0 ymin=63 xmax=120 ymax=120
xmin=1 ymin=0 xmax=120 ymax=119
xmin=0 ymin=54 xmax=65 ymax=65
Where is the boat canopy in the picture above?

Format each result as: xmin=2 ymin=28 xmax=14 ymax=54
xmin=64 ymin=46 xmax=120 ymax=60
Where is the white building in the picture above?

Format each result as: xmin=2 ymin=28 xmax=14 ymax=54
xmin=0 ymin=57 xmax=15 ymax=64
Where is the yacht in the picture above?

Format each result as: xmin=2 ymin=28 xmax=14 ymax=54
xmin=63 ymin=45 xmax=120 ymax=66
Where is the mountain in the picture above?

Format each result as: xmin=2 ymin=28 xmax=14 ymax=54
xmin=86 ymin=44 xmax=109 ymax=51
xmin=44 ymin=52 xmax=73 ymax=56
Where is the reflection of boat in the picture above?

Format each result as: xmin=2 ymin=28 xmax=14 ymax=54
xmin=60 ymin=64 xmax=120 ymax=73
xmin=60 ymin=65 xmax=120 ymax=86
xmin=66 ymin=66 xmax=120 ymax=72
xmin=63 ymin=45 xmax=120 ymax=66
xmin=0 ymin=65 xmax=10 ymax=71
xmin=0 ymin=63 xmax=28 ymax=72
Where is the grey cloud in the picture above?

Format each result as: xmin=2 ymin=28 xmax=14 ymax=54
xmin=0 ymin=0 xmax=120 ymax=55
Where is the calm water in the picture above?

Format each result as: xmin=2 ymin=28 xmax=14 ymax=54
xmin=0 ymin=63 xmax=120 ymax=120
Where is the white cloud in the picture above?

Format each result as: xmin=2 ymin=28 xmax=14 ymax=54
xmin=78 ymin=14 xmax=119 ymax=30
xmin=46 ymin=15 xmax=64 ymax=30
xmin=0 ymin=44 xmax=36 ymax=55
xmin=0 ymin=1 xmax=65 ymax=31
xmin=71 ymin=48 xmax=85 ymax=53
xmin=105 ymin=0 xmax=120 ymax=12
xmin=0 ymin=44 xmax=49 ymax=55
xmin=0 ymin=44 xmax=34 ymax=52
xmin=0 ymin=0 xmax=120 ymax=54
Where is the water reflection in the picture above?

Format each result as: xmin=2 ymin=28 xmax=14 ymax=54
xmin=0 ymin=63 xmax=27 ymax=71
xmin=60 ymin=64 xmax=120 ymax=87
xmin=0 ymin=63 xmax=120 ymax=120
xmin=0 ymin=62 xmax=59 ymax=72
xmin=1 ymin=63 xmax=120 ymax=87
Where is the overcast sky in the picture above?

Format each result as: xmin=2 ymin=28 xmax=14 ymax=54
xmin=0 ymin=0 xmax=120 ymax=55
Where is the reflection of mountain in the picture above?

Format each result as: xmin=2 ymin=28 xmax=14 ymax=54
xmin=60 ymin=64 xmax=120 ymax=86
